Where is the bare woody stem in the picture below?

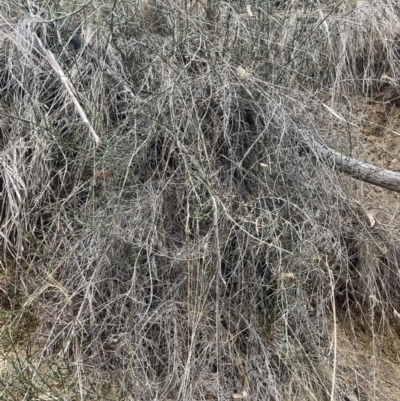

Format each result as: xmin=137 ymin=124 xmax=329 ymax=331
xmin=34 ymin=33 xmax=101 ymax=148
xmin=303 ymin=132 xmax=400 ymax=193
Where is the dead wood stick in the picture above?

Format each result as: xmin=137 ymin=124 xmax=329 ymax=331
xmin=34 ymin=33 xmax=101 ymax=147
xmin=304 ymin=132 xmax=400 ymax=193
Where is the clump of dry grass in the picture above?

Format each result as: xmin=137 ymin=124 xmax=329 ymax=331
xmin=1 ymin=0 xmax=400 ymax=400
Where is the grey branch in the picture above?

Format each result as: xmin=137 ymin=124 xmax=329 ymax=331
xmin=305 ymin=133 xmax=400 ymax=193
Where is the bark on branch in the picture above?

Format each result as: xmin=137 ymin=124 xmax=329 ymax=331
xmin=304 ymin=133 xmax=400 ymax=193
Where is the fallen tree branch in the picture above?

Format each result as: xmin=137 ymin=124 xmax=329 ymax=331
xmin=304 ymin=132 xmax=400 ymax=193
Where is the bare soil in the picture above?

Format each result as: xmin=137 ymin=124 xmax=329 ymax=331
xmin=329 ymin=85 xmax=400 ymax=400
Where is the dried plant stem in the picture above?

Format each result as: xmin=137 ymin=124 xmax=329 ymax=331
xmin=34 ymin=33 xmax=100 ymax=147
xmin=212 ymin=195 xmax=222 ymax=400
xmin=71 ymin=33 xmax=135 ymax=99
xmin=327 ymin=259 xmax=337 ymax=401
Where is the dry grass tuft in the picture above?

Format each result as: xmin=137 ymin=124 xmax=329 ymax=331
xmin=1 ymin=1 xmax=400 ymax=400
